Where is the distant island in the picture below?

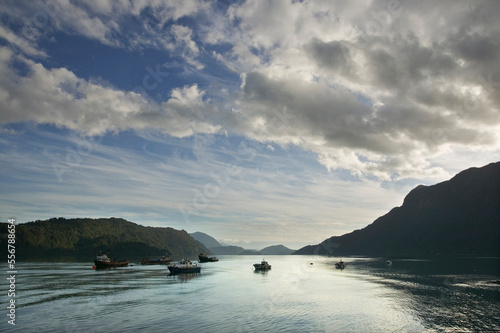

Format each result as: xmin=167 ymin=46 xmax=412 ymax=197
xmin=294 ymin=161 xmax=500 ymax=257
xmin=0 ymin=217 xmax=210 ymax=260
xmin=190 ymin=232 xmax=295 ymax=255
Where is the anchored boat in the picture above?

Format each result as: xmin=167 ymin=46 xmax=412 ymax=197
xmin=335 ymin=259 xmax=346 ymax=269
xmin=94 ymin=252 xmax=129 ymax=269
xmin=198 ymin=253 xmax=219 ymax=262
xmin=167 ymin=259 xmax=201 ymax=274
xmin=253 ymin=260 xmax=271 ymax=270
xmin=140 ymin=255 xmax=172 ymax=265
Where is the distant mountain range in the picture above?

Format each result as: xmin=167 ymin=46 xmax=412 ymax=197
xmin=209 ymin=245 xmax=249 ymax=255
xmin=190 ymin=232 xmax=295 ymax=255
xmin=4 ymin=162 xmax=495 ymax=261
xmin=0 ymin=217 xmax=210 ymax=260
xmin=294 ymin=162 xmax=500 ymax=257
xmin=189 ymin=231 xmax=222 ymax=249
xmin=260 ymin=244 xmax=296 ymax=255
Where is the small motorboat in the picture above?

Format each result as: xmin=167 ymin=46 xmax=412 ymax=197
xmin=167 ymin=259 xmax=201 ymax=274
xmin=335 ymin=259 xmax=346 ymax=269
xmin=253 ymin=260 xmax=271 ymax=270
xmin=198 ymin=253 xmax=219 ymax=263
xmin=94 ymin=252 xmax=129 ymax=269
xmin=140 ymin=255 xmax=172 ymax=265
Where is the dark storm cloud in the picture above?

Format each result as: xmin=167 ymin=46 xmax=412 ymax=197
xmin=305 ymin=38 xmax=357 ymax=80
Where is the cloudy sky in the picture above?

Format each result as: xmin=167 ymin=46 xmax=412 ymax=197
xmin=1 ymin=0 xmax=499 ymax=249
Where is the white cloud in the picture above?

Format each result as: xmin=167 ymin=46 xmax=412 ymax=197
xmin=0 ymin=25 xmax=48 ymax=58
xmin=3 ymin=0 xmax=500 ymax=250
xmin=0 ymin=124 xmax=408 ymax=249
xmin=215 ymin=0 xmax=500 ymax=180
xmin=0 ymin=47 xmax=220 ymax=137
xmin=53 ymin=0 xmax=122 ymax=47
xmin=168 ymin=24 xmax=204 ymax=69
xmin=1 ymin=0 xmax=499 ymax=182
xmin=0 ymin=0 xmax=212 ymax=54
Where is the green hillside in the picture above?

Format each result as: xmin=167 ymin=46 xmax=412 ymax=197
xmin=0 ymin=217 xmax=210 ymax=260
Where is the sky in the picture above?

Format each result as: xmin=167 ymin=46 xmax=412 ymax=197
xmin=1 ymin=0 xmax=499 ymax=250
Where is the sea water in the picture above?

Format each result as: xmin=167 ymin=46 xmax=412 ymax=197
xmin=1 ymin=256 xmax=499 ymax=332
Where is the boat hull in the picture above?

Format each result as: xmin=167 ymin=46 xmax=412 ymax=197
xmin=198 ymin=255 xmax=219 ymax=263
xmin=94 ymin=260 xmax=129 ymax=269
xmin=253 ymin=264 xmax=271 ymax=270
xmin=167 ymin=266 xmax=201 ymax=274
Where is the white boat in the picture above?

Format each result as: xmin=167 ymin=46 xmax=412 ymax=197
xmin=167 ymin=259 xmax=201 ymax=274
xmin=253 ymin=260 xmax=271 ymax=270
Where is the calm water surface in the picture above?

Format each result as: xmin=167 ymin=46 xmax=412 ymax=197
xmin=1 ymin=256 xmax=499 ymax=332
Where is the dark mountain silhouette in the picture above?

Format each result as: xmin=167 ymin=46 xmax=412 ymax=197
xmin=190 ymin=231 xmax=222 ymax=249
xmin=0 ymin=217 xmax=210 ymax=260
xmin=294 ymin=162 xmax=500 ymax=257
xmin=209 ymin=245 xmax=248 ymax=255
xmin=260 ymin=244 xmax=295 ymax=255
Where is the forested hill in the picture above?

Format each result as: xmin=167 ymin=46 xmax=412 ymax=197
xmin=294 ymin=161 xmax=500 ymax=257
xmin=0 ymin=217 xmax=210 ymax=260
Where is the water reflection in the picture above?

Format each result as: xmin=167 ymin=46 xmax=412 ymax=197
xmin=343 ymin=257 xmax=500 ymax=332
xmin=3 ymin=256 xmax=499 ymax=332
xmin=168 ymin=272 xmax=200 ymax=282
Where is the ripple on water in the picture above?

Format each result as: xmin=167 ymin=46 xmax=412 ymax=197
xmin=5 ymin=258 xmax=500 ymax=332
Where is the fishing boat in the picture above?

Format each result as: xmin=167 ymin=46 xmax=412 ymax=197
xmin=253 ymin=260 xmax=271 ymax=270
xmin=335 ymin=259 xmax=346 ymax=269
xmin=167 ymin=259 xmax=201 ymax=274
xmin=94 ymin=252 xmax=129 ymax=269
xmin=140 ymin=255 xmax=172 ymax=265
xmin=198 ymin=253 xmax=219 ymax=262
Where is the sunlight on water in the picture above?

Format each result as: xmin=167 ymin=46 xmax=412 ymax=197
xmin=1 ymin=256 xmax=499 ymax=332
